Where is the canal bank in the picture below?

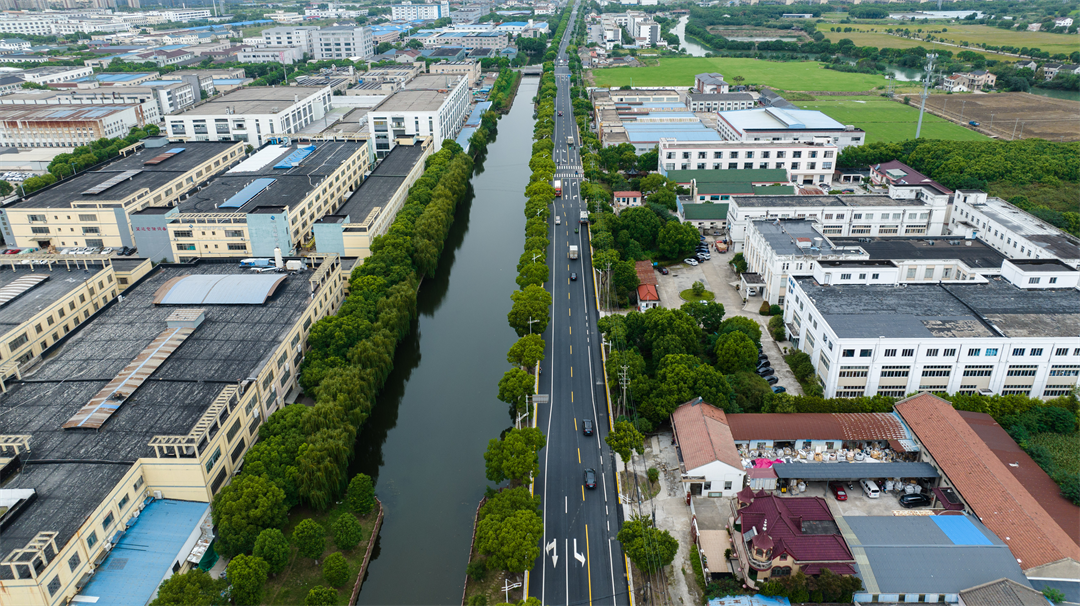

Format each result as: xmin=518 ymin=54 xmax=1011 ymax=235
xmin=350 ymin=76 xmax=540 ymax=605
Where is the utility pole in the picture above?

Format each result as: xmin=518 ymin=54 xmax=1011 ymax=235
xmin=915 ymin=52 xmax=933 ymax=138
xmin=618 ymin=365 xmax=629 ymax=419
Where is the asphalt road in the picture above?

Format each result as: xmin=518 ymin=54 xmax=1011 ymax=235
xmin=530 ymin=3 xmax=630 ymax=604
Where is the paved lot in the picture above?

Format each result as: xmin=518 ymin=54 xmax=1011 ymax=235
xmin=784 ymin=481 xmax=921 ymax=516
xmin=654 ymin=247 xmax=802 ymax=396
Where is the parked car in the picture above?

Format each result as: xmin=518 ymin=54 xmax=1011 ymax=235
xmin=101 ymin=247 xmax=113 ymax=255
xmin=570 ymin=272 xmax=577 ymax=281
xmin=684 ymin=258 xmax=698 ymax=266
xmin=765 ymin=375 xmax=779 ymax=385
xmin=899 ymin=493 xmax=932 ymax=508
xmin=757 ymin=360 xmax=771 ymax=370
xmin=771 ymin=385 xmax=787 ymax=394
xmin=968 ymin=120 xmax=979 ymax=127
xmin=122 ymin=246 xmax=137 ymax=256
xmin=841 ymin=188 xmax=855 ymax=194
xmin=582 ymin=418 xmax=593 ymax=435
xmin=829 ymin=482 xmax=848 ymax=501
xmin=757 ymin=367 xmax=775 ymax=377
xmin=758 ymin=353 xmax=769 ymax=362
xmin=3 ymin=248 xmax=19 ymax=254
xmin=657 ymin=267 xmax=669 ymax=275
xmin=584 ymin=468 xmax=597 ymax=489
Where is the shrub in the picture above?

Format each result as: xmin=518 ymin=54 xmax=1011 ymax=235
xmin=633 ymin=417 xmax=653 ymax=434
xmin=466 ymin=596 xmax=489 ymax=606
xmin=346 ymin=473 xmax=376 ymax=515
xmin=758 ymin=301 xmax=771 ymax=315
xmin=768 ymin=315 xmax=786 ymax=342
xmin=647 ymin=467 xmax=660 ymax=483
xmin=467 ymin=559 xmax=487 ymax=581
xmin=305 ymin=585 xmax=337 ymax=606
xmin=769 ymin=304 xmax=783 ymax=316
xmin=252 ymin=528 xmax=290 ymax=576
xmin=293 ymin=519 xmax=326 ymax=561
xmin=322 ymin=552 xmax=350 ymax=587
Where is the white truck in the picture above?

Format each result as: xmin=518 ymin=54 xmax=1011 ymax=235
xmin=569 ymin=245 xmax=579 ymax=260
xmin=579 ymin=211 xmax=589 ymax=223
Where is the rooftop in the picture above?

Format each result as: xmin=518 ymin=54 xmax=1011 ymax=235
xmin=718 ymin=107 xmax=853 ymax=132
xmin=829 ymin=236 xmax=1006 ymax=269
xmin=172 ymin=86 xmax=328 ymax=116
xmin=375 ymin=74 xmax=464 ymax=112
xmin=0 ymin=262 xmax=112 ymax=332
xmin=960 ymin=578 xmax=1051 ymax=606
xmin=682 ymin=203 xmax=729 ymax=221
xmin=174 ymin=141 xmax=366 ymax=214
xmin=872 ymin=160 xmax=951 ymax=195
xmin=11 ymin=141 xmax=240 ymax=209
xmin=894 ymin=393 xmax=1080 ymax=571
xmin=794 ymin=276 xmax=1080 ymax=339
xmin=686 ymin=91 xmax=755 ymax=101
xmin=727 ymin=413 xmax=908 ymax=441
xmin=967 ymin=195 xmax=1080 ymax=260
xmin=667 ymin=168 xmax=788 ymax=184
xmin=738 ymin=493 xmax=854 ymax=564
xmin=334 ymin=141 xmax=427 ymax=223
xmin=0 ymin=104 xmax=134 ymax=122
xmin=843 ymin=514 xmax=1032 ymax=594
xmin=73 ymin=72 xmax=155 ymax=83
xmin=0 ymin=260 xmax=321 ymax=575
xmin=753 ymin=219 xmax=840 ymax=256
xmin=672 ymin=400 xmax=743 ymax=472
xmin=736 ymin=194 xmax=919 ymax=208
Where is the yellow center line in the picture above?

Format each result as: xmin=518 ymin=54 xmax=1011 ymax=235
xmin=569 ymin=326 xmax=572 ymax=335
xmin=569 ymin=308 xmax=571 ymax=316
xmin=581 ymin=486 xmax=585 ymax=501
xmin=574 ymin=418 xmax=578 ymax=431
xmin=586 ymin=523 xmax=593 ymax=606
xmin=570 ymin=366 xmax=573 ymax=377
xmin=577 ymin=448 xmax=581 ymax=464
xmin=570 ymin=345 xmax=573 ymax=354
xmin=571 ymin=391 xmax=574 ymax=403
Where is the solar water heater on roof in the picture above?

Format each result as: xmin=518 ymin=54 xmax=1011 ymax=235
xmin=221 ymin=178 xmax=277 ymax=208
xmin=0 ymin=274 xmax=48 ymax=307
xmin=274 ymin=145 xmax=316 ymax=169
xmin=82 ymin=169 xmax=143 ymax=195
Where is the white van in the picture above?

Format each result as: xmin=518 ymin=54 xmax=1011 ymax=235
xmin=860 ymin=479 xmax=881 ymax=499
xmin=555 ymin=216 xmax=561 ymax=225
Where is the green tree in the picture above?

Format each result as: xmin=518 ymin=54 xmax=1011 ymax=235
xmin=715 ymin=331 xmax=758 ymax=374
xmin=346 ymin=473 xmax=376 ymax=515
xmin=638 ymin=173 xmax=669 ymax=195
xmin=517 ymin=262 xmax=549 ymax=288
xmin=252 ymin=528 xmax=290 ymax=576
xmin=331 ymin=512 xmax=364 ymax=551
xmin=617 ymin=516 xmax=678 ymax=573
xmin=498 ymin=368 xmax=536 ymax=417
xmin=322 ymin=552 xmax=350 ymax=587
xmin=211 ymin=474 xmax=288 ymax=557
xmin=606 ymin=419 xmax=645 ymax=460
xmin=692 ymin=281 xmax=706 ymax=297
xmin=484 ymin=427 xmax=548 ymax=484
xmin=226 ymin=554 xmax=270 ymax=606
xmin=479 ymin=486 xmax=541 ymax=522
xmin=476 ymin=509 xmax=544 ymax=573
xmin=619 ymin=206 xmax=663 ymax=249
xmin=293 ymin=518 xmax=327 ymax=562
xmin=305 ymin=585 xmax=338 ymax=606
xmin=681 ymin=300 xmax=725 ymax=334
xmin=768 ymin=315 xmax=786 ymax=341
xmin=149 ymin=570 xmax=228 ymax=606
xmin=729 ymin=252 xmax=748 ymax=273
xmin=506 ymin=334 xmax=545 ymax=370
xmin=0 ymin=180 xmax=12 ymax=197
xmin=718 ymin=316 xmax=762 ymax=347
xmin=508 ymin=284 xmax=552 ymax=337
xmin=657 ymin=221 xmax=699 ymax=259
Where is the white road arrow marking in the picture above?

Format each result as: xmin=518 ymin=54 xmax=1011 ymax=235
xmin=574 ymin=538 xmax=586 ymax=566
xmin=547 ymin=538 xmax=559 ymax=567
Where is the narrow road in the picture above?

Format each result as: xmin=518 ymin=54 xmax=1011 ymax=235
xmin=531 ymin=2 xmax=630 ymax=604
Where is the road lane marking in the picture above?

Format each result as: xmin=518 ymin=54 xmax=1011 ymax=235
xmin=571 ymin=391 xmax=574 ymax=402
xmin=565 ymin=496 xmax=568 ymax=513
xmin=577 ymin=448 xmax=581 ymax=464
xmin=574 ymin=418 xmax=578 ymax=431
xmin=569 ymin=326 xmax=572 ymax=335
xmin=581 ymin=486 xmax=585 ymax=501
xmin=570 ymin=366 xmax=573 ymax=377
xmin=586 ymin=524 xmax=593 ymax=606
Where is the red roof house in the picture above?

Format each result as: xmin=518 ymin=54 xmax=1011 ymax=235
xmin=671 ymin=399 xmax=745 ymax=497
xmin=735 ymin=492 xmax=856 ymax=580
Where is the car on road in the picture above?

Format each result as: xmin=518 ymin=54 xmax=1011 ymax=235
xmin=684 ymin=258 xmax=698 ymax=266
xmin=570 ymin=272 xmax=577 ymax=281
xmin=657 ymin=266 xmax=669 ymax=275
xmin=582 ymin=418 xmax=593 ymax=435
xmin=899 ymin=493 xmax=932 ymax=508
xmin=968 ymin=120 xmax=979 ymax=127
xmin=765 ymin=375 xmax=779 ymax=385
xmin=558 ymin=111 xmax=563 ymax=116
xmin=829 ymin=482 xmax=848 ymax=501
xmin=771 ymin=385 xmax=786 ymax=394
xmin=584 ymin=468 xmax=597 ymax=489
xmin=757 ymin=367 xmax=775 ymax=377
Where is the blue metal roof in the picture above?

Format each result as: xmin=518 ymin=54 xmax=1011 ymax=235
xmin=221 ymin=177 xmax=277 ymax=208
xmin=932 ymin=516 xmax=993 ymax=546
xmin=274 ymin=145 xmax=315 ymax=169
xmin=76 ymin=499 xmax=209 ymax=606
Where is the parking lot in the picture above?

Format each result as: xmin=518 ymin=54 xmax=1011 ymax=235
xmin=781 ymin=480 xmax=930 ymax=517
xmin=652 ymin=241 xmax=802 ymax=395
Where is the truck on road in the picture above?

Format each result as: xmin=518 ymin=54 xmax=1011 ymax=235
xmin=579 ymin=210 xmax=589 ymax=223
xmin=567 ymin=136 xmax=573 ymax=147
xmin=569 ymin=245 xmax=579 ymax=260
xmin=553 ymin=179 xmax=562 ymax=197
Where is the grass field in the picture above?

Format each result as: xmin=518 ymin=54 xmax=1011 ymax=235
xmin=1029 ymin=432 xmax=1079 ymax=477
xmin=590 ymin=57 xmax=893 ymax=91
xmin=794 ymin=96 xmax=989 ymax=143
xmin=823 ymin=24 xmax=1079 ymax=57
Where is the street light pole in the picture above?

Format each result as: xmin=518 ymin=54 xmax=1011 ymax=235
xmin=915 ymin=54 xmax=937 ymax=139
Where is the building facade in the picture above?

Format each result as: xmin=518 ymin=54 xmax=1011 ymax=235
xmin=659 ymin=138 xmax=839 ymax=186
xmin=367 ymin=75 xmax=470 ymax=157
xmin=391 ymin=1 xmax=450 ymax=20
xmin=166 ymin=86 xmax=333 ymax=148
xmin=313 ymin=26 xmax=374 ymax=60
xmin=0 ymin=104 xmax=143 ymax=148
xmin=716 ymin=107 xmax=867 ymax=152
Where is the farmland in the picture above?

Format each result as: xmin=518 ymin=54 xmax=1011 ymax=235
xmin=794 ymin=96 xmax=990 ymax=143
xmin=590 ymin=57 xmax=896 ymax=91
xmin=922 ymin=92 xmax=1080 ymax=141
xmin=821 ymin=24 xmax=1080 ymax=58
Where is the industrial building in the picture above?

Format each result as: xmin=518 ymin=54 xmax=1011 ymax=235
xmin=367 ymin=75 xmax=470 ymax=157
xmin=716 ymin=107 xmax=867 ymax=153
xmin=658 ymin=138 xmax=840 ymax=186
xmin=131 ymin=140 xmax=371 ymax=261
xmin=166 ymin=86 xmax=334 ymax=148
xmin=0 ymin=105 xmax=146 ymax=148
xmin=0 ymin=256 xmax=347 ymax=606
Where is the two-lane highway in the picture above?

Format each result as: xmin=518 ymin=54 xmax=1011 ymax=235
xmin=530 ymin=2 xmax=629 ymax=604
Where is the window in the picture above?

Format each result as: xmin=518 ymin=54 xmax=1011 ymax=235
xmin=884 ymin=349 xmax=897 ymax=357
xmin=8 ymin=332 xmax=27 ymax=350
xmin=48 ymin=575 xmax=61 ymax=596
xmin=1006 ymin=365 xmax=1037 ymax=377
xmin=859 ymin=349 xmax=872 ymax=357
xmin=1031 ymin=348 xmax=1043 ymax=356
xmin=134 ymin=476 xmax=144 ymax=491
xmin=922 ymin=366 xmax=951 ymax=377
xmin=1013 ymin=348 xmax=1025 ymax=356
xmin=724 ymin=481 xmax=732 ymax=490
xmin=968 ymin=348 xmax=981 ymax=356
xmin=943 ymin=349 xmax=956 ymax=356
xmin=963 ymin=365 xmax=992 ymax=377
xmin=1028 ymin=277 xmax=1040 ymax=284
xmin=925 ymin=349 xmax=939 ymax=356
xmin=1056 ymin=348 xmax=1069 ymax=356
xmin=204 ymin=446 xmax=222 ymax=473
xmin=174 ymin=230 xmax=193 ymax=238
xmin=226 ymin=419 xmax=242 ymax=443
xmin=840 ymin=273 xmax=851 ymax=280
xmin=838 ymin=366 xmax=868 ymax=378
xmin=880 ymin=366 xmax=910 ymax=378
xmin=924 ymin=268 xmax=934 ymax=279
xmin=1050 ymin=277 xmax=1058 ymax=284
xmin=87 ymin=531 xmax=97 ymax=549
xmin=907 ymin=267 xmax=917 ymax=279
xmin=842 ymin=349 xmax=854 ymax=357
xmin=102 ymin=511 xmax=114 ymax=531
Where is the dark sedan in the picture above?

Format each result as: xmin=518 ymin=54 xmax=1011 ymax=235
xmin=757 ymin=367 xmax=775 ymax=377
xmin=584 ymin=468 xmax=597 ymax=489
xmin=899 ymin=493 xmax=932 ymax=508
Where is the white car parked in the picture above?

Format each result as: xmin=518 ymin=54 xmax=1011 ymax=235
xmin=684 ymin=258 xmax=699 ymax=266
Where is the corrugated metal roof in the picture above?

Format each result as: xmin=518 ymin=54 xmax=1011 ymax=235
xmin=771 ymin=462 xmax=939 ymax=480
xmin=728 ymin=413 xmax=909 ymax=441
xmin=154 ymin=274 xmax=286 ymax=305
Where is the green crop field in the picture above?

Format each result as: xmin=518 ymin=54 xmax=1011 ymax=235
xmin=823 ymin=24 xmax=1079 ymax=57
xmin=795 ymin=96 xmax=990 ymax=143
xmin=590 ymin=57 xmax=893 ymax=91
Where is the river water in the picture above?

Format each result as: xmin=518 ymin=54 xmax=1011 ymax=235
xmin=351 ymin=77 xmax=539 ymax=604
xmin=673 ymin=15 xmax=711 ymax=57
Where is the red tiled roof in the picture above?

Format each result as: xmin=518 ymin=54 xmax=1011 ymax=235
xmin=802 ymin=563 xmax=857 ymax=576
xmin=739 ymin=495 xmax=854 ymax=564
xmin=637 ymin=284 xmax=659 ymax=302
xmin=613 ymin=191 xmax=641 ymax=199
xmin=726 ymin=413 xmax=907 ymax=441
xmin=958 ymin=410 xmax=1080 ymax=546
xmin=895 ymin=393 xmax=1080 ymax=571
xmin=871 ymin=160 xmax=952 ymax=195
xmin=634 ymin=260 xmax=657 ymax=285
xmin=672 ymin=400 xmax=743 ymax=472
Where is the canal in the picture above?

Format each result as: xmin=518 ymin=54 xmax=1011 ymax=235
xmin=673 ymin=15 xmax=710 ymax=57
xmin=350 ymin=76 xmax=540 ymax=605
